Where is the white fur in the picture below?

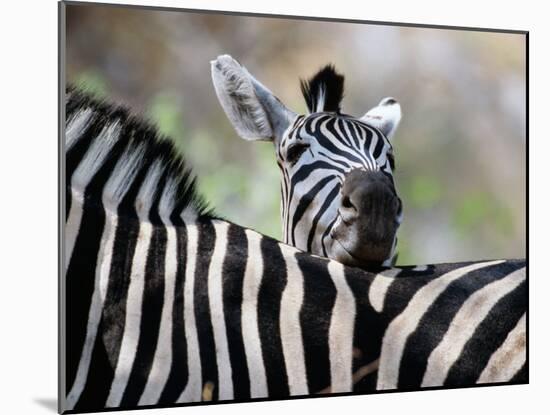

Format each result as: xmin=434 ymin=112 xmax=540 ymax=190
xmin=177 ymin=225 xmax=203 ymax=402
xmin=361 ymin=97 xmax=402 ymax=140
xmin=66 ymin=108 xmax=93 ymax=150
xmin=71 ymin=121 xmax=121 ymax=193
xmin=135 ymin=160 xmax=164 ymax=220
xmin=327 ymin=260 xmax=356 ymax=393
xmin=102 ymin=144 xmax=145 ymax=211
xmin=208 ymin=221 xmax=234 ymax=400
xmin=241 ymin=229 xmax=269 ymax=398
xmin=315 ymin=86 xmax=326 ymax=113
xmin=158 ymin=176 xmax=178 ymax=223
xmin=180 ymin=205 xmax=198 ymax=223
xmin=368 ymin=268 xmax=401 ymax=312
xmin=65 ymin=196 xmax=84 ymax=272
xmin=278 ymin=243 xmax=309 ymax=396
xmin=211 ymin=55 xmax=273 ymax=140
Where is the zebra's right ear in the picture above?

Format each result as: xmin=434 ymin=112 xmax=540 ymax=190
xmin=211 ymin=55 xmax=296 ymax=143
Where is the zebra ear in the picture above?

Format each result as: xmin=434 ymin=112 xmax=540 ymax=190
xmin=211 ymin=55 xmax=296 ymax=143
xmin=361 ymin=97 xmax=402 ymax=140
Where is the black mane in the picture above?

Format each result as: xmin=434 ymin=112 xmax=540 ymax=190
xmin=65 ymin=86 xmax=214 ymax=223
xmin=300 ymin=65 xmax=345 ymax=114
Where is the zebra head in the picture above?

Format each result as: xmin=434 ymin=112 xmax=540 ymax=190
xmin=211 ymin=55 xmax=402 ymax=267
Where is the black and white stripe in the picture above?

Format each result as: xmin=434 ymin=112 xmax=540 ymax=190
xmin=277 ymin=112 xmax=397 ymax=254
xmin=62 ymin=90 xmax=526 ymax=413
xmin=211 ymin=55 xmax=403 ymax=267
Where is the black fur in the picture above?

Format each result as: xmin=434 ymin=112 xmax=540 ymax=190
xmin=300 ymin=65 xmax=345 ymax=114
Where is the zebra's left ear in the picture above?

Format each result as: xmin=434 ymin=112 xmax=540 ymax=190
xmin=360 ymin=97 xmax=402 ymax=140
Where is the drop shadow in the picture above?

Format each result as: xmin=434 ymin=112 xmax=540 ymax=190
xmin=34 ymin=398 xmax=57 ymax=413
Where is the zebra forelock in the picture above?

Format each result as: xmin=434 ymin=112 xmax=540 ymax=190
xmin=300 ymin=65 xmax=345 ymax=114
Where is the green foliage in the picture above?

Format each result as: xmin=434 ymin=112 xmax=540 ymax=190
xmin=73 ymin=70 xmax=109 ymax=99
xmin=453 ymin=192 xmax=514 ymax=237
xmin=403 ymin=175 xmax=443 ymax=209
xmin=395 ymin=236 xmax=415 ymax=266
xmin=147 ymin=94 xmax=185 ymax=141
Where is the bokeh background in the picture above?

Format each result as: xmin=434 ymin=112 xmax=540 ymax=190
xmin=65 ymin=3 xmax=526 ymax=265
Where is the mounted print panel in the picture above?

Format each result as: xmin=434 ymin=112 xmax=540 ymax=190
xmin=59 ymin=1 xmax=527 ymax=413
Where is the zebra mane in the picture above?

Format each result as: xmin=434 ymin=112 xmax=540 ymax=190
xmin=300 ymin=64 xmax=345 ymax=114
xmin=65 ymin=87 xmax=214 ymax=223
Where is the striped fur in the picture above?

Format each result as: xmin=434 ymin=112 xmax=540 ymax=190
xmin=277 ymin=112 xmax=398 ymax=256
xmin=211 ymin=56 xmax=402 ymax=267
xmin=63 ymin=90 xmax=526 ymax=413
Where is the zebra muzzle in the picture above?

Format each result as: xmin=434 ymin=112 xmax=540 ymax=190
xmin=330 ymin=169 xmax=400 ymax=266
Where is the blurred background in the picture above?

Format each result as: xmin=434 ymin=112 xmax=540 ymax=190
xmin=65 ymin=3 xmax=526 ymax=265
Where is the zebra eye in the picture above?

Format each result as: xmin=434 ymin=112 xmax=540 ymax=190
xmin=286 ymin=143 xmax=310 ymax=164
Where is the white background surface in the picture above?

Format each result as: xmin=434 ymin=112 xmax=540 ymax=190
xmin=0 ymin=0 xmax=544 ymax=414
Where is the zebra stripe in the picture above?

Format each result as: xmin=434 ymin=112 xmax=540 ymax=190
xmin=65 ymin=121 xmax=121 ymax=270
xmin=327 ymin=260 xmax=356 ymax=393
xmin=107 ymin=161 xmax=165 ymax=406
xmin=298 ymin=254 xmax=336 ymax=393
xmin=208 ymin=222 xmax=233 ymax=400
xmin=376 ymin=260 xmax=505 ymax=390
xmin=258 ymin=237 xmax=290 ymax=397
xmin=278 ymin=243 xmax=308 ymax=396
xmin=66 ymin=210 xmax=117 ymax=409
xmin=177 ymin=223 xmax=202 ymax=403
xmin=66 ymin=108 xmax=93 ymax=150
xmin=241 ymin=229 xmax=269 ymax=398
xmin=195 ymin=221 xmax=222 ymax=401
xmin=66 ymin=137 xmax=139 ymax=410
xmin=63 ymin=90 xmax=526 ymax=412
xmin=105 ymin=222 xmax=151 ymax=406
xmin=368 ymin=268 xmax=401 ymax=313
xmin=477 ymin=313 xmax=526 ymax=384
xmin=221 ymin=225 xmax=250 ymax=399
xmin=138 ymin=180 xmax=179 ymax=405
xmin=421 ymin=266 xmax=526 ymax=387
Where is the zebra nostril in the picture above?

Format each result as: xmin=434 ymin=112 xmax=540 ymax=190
xmin=341 ymin=195 xmax=356 ymax=211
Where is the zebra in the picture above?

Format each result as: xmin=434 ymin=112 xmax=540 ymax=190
xmin=62 ymin=88 xmax=527 ymax=413
xmin=211 ymin=55 xmax=403 ymax=267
